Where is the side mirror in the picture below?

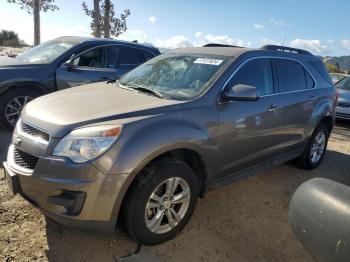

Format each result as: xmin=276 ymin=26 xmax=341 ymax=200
xmin=222 ymin=84 xmax=259 ymax=101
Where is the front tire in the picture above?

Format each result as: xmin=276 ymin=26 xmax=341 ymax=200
xmin=296 ymin=123 xmax=330 ymax=169
xmin=122 ymin=159 xmax=199 ymax=245
xmin=0 ymin=88 xmax=39 ymax=130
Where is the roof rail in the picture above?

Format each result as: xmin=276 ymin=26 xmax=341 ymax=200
xmin=261 ymin=45 xmax=313 ymax=56
xmin=203 ymin=43 xmax=243 ymax=48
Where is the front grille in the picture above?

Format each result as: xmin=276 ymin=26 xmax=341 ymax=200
xmin=13 ymin=147 xmax=39 ymax=170
xmin=21 ymin=122 xmax=50 ymax=142
xmin=337 ymin=102 xmax=350 ymax=108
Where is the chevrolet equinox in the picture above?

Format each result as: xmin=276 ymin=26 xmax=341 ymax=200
xmin=4 ymin=44 xmax=336 ymax=245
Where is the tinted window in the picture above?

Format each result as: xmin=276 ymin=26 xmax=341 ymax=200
xmin=73 ymin=47 xmax=106 ymax=68
xmin=117 ymin=47 xmax=152 ymax=65
xmin=305 ymin=70 xmax=315 ymax=89
xmin=309 ymin=61 xmax=333 ymax=85
xmin=275 ymin=59 xmax=306 ymax=92
xmin=229 ymin=58 xmax=273 ymax=96
xmin=106 ymin=46 xmax=120 ymax=68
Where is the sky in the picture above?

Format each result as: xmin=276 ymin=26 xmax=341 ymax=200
xmin=1 ymin=0 xmax=350 ymax=56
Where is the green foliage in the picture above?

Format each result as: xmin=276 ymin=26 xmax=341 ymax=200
xmin=82 ymin=0 xmax=131 ymax=38
xmin=6 ymin=0 xmax=58 ymax=14
xmin=325 ymin=63 xmax=342 ymax=73
xmin=0 ymin=30 xmax=21 ymax=46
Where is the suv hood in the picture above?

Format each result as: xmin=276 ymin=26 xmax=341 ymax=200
xmin=22 ymin=82 xmax=183 ymax=137
xmin=0 ymin=56 xmax=30 ymax=67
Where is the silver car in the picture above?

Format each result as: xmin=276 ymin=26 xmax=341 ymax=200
xmin=335 ymin=76 xmax=350 ymax=119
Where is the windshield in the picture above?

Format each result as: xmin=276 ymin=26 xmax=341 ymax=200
xmin=17 ymin=38 xmax=81 ymax=63
xmin=119 ymin=53 xmax=228 ymax=100
xmin=336 ymin=77 xmax=350 ymax=90
xmin=331 ymin=74 xmax=346 ymax=84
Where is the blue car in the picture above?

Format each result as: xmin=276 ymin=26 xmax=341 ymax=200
xmin=0 ymin=36 xmax=160 ymax=129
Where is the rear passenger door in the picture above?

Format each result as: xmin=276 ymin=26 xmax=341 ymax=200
xmin=115 ymin=46 xmax=154 ymax=76
xmin=273 ymin=58 xmax=316 ymax=152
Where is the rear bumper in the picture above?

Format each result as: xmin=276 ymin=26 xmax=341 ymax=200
xmin=3 ymin=149 xmax=131 ymax=237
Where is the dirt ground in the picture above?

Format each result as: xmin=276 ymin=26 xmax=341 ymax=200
xmin=1 ymin=121 xmax=350 ymax=262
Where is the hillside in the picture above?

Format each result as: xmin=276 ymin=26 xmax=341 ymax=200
xmin=324 ymin=56 xmax=350 ymax=71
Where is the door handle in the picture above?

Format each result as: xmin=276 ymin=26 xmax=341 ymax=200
xmin=267 ymin=104 xmax=281 ymax=112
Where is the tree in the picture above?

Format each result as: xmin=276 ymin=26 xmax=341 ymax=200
xmin=82 ymin=0 xmax=102 ymax=37
xmin=7 ymin=0 xmax=58 ymax=46
xmin=82 ymin=0 xmax=130 ymax=38
xmin=0 ymin=30 xmax=21 ymax=46
xmin=325 ymin=63 xmax=342 ymax=74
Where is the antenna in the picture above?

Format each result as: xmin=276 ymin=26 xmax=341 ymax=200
xmin=282 ymin=36 xmax=287 ymax=46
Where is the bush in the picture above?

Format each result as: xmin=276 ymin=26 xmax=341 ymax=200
xmin=0 ymin=30 xmax=21 ymax=47
xmin=325 ymin=63 xmax=342 ymax=74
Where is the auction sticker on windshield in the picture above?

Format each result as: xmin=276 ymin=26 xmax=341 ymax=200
xmin=194 ymin=58 xmax=223 ymax=66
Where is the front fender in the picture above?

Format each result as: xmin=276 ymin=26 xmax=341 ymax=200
xmin=95 ymin=113 xmax=218 ymax=178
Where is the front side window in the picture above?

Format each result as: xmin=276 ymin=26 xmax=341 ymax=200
xmin=228 ymin=58 xmax=273 ymax=96
xmin=17 ymin=38 xmax=80 ymax=63
xmin=336 ymin=77 xmax=350 ymax=90
xmin=119 ymin=53 xmax=228 ymax=100
xmin=72 ymin=47 xmax=106 ymax=68
xmin=275 ymin=59 xmax=307 ymax=92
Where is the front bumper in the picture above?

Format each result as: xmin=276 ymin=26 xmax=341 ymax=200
xmin=3 ymin=144 xmax=130 ymax=237
xmin=336 ymin=106 xmax=350 ymax=120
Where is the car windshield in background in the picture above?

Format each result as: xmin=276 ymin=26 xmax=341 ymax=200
xmin=17 ymin=39 xmax=80 ymax=63
xmin=118 ymin=53 xmax=228 ymax=100
xmin=335 ymin=77 xmax=350 ymax=90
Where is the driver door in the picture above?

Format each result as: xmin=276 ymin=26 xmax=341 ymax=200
xmin=217 ymin=58 xmax=284 ymax=178
xmin=56 ymin=45 xmax=122 ymax=90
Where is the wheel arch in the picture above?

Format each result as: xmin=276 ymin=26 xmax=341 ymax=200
xmin=317 ymin=115 xmax=334 ymax=134
xmin=0 ymin=79 xmax=48 ymax=96
xmin=114 ymin=147 xmax=208 ymax=227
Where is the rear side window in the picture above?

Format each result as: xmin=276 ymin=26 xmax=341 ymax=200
xmin=309 ymin=61 xmax=333 ymax=85
xmin=305 ymin=70 xmax=315 ymax=89
xmin=117 ymin=47 xmax=153 ymax=66
xmin=275 ymin=59 xmax=307 ymax=92
xmin=229 ymin=58 xmax=273 ymax=96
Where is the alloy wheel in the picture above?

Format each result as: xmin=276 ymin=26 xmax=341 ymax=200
xmin=5 ymin=96 xmax=33 ymax=127
xmin=310 ymin=131 xmax=326 ymax=164
xmin=145 ymin=177 xmax=191 ymax=234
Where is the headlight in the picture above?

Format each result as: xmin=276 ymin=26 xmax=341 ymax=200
xmin=53 ymin=125 xmax=122 ymax=163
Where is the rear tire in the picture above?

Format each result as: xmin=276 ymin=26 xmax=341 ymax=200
xmin=0 ymin=88 xmax=39 ymax=130
xmin=296 ymin=124 xmax=330 ymax=169
xmin=122 ymin=159 xmax=199 ymax=245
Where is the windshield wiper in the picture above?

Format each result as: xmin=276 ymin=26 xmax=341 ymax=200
xmin=119 ymin=83 xmax=164 ymax=99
